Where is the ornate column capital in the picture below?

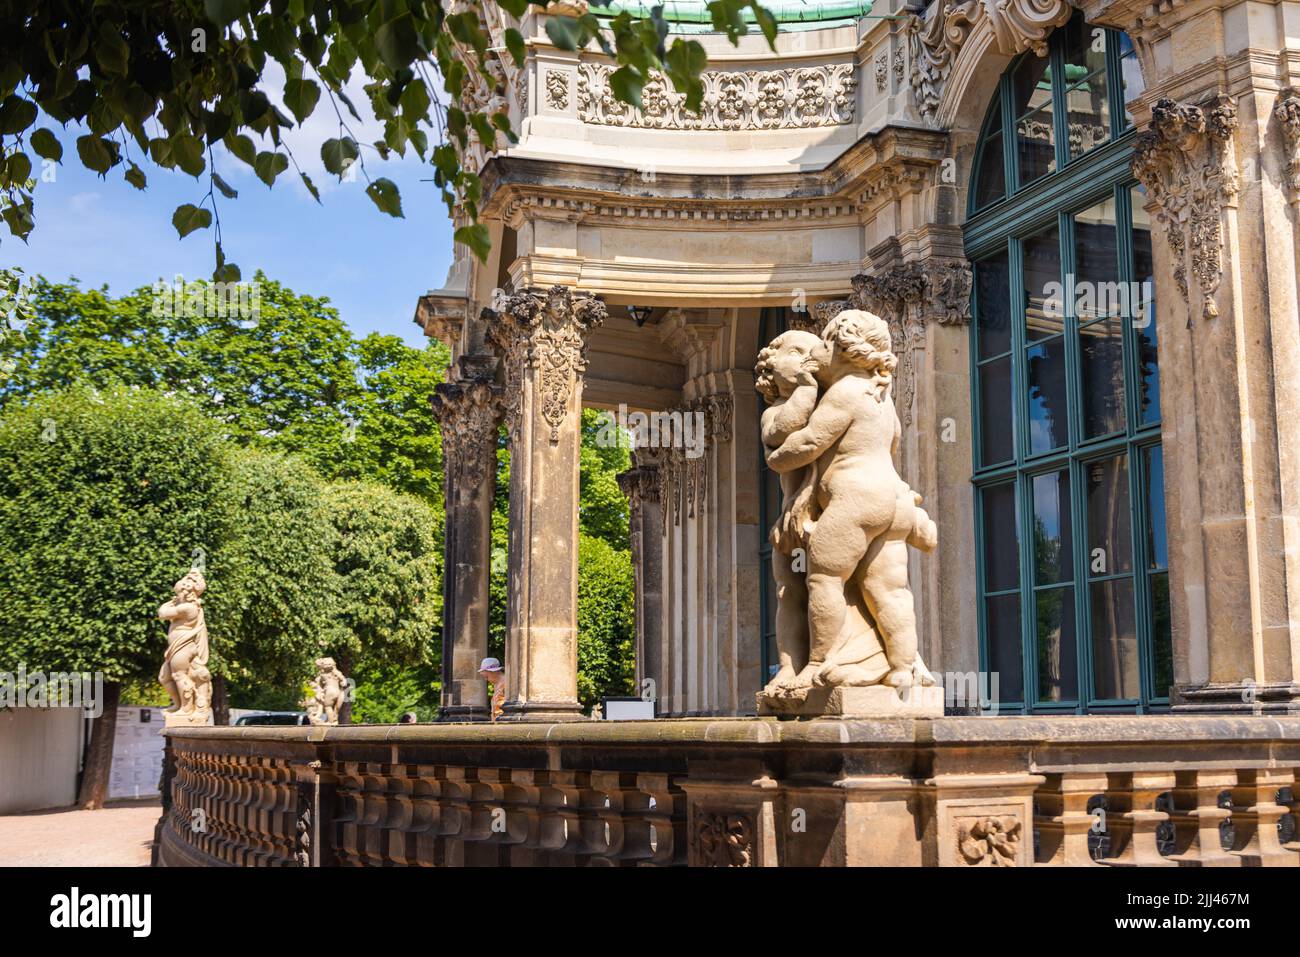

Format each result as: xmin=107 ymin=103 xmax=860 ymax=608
xmin=485 ymin=285 xmax=607 ymax=443
xmin=1131 ymin=94 xmax=1239 ymax=320
xmin=1274 ymin=90 xmax=1300 ymax=201
xmin=431 ymin=363 xmax=504 ymax=492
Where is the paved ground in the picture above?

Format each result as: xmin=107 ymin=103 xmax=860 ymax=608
xmin=0 ymin=799 xmax=159 ymax=867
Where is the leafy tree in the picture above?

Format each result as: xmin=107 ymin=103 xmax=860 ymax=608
xmin=0 ymin=386 xmax=236 ymax=807
xmin=579 ymin=407 xmax=630 ymax=548
xmin=0 ymin=1 xmax=776 ymax=266
xmin=349 ymin=657 xmax=439 ymax=723
xmin=575 ymin=534 xmax=635 ymax=710
xmin=324 ymin=479 xmax=440 ymax=721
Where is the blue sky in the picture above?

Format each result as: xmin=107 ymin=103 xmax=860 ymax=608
xmin=4 ymin=92 xmax=455 ymax=349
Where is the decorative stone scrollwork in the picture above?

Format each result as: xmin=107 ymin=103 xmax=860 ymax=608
xmin=577 ymin=62 xmax=856 ymax=131
xmin=1274 ymin=90 xmax=1300 ymax=198
xmin=486 ymin=286 xmax=607 ymax=444
xmin=545 ymin=69 xmax=569 ymax=110
xmin=693 ymin=811 xmax=755 ymax=866
xmin=906 ymin=0 xmax=1072 ymax=122
xmin=957 ymin=815 xmax=1022 ymax=866
xmin=431 ymin=368 xmax=504 ymax=492
xmin=875 ymin=53 xmax=888 ymax=93
xmin=1132 ymin=95 xmax=1239 ymax=320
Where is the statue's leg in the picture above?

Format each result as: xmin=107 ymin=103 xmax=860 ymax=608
xmin=861 ymin=538 xmax=919 ymax=686
xmin=801 ymin=500 xmax=869 ymax=685
xmin=766 ymin=550 xmax=808 ymax=691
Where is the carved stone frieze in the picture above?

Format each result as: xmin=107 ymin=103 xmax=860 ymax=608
xmin=577 ymin=62 xmax=856 ymax=131
xmin=907 ymin=0 xmax=1073 ymax=122
xmin=693 ymin=811 xmax=755 ymax=867
xmin=485 ymin=286 xmax=606 ymax=444
xmin=1131 ymin=95 xmax=1239 ymax=319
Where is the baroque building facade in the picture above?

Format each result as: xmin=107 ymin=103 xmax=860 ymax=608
xmin=423 ymin=0 xmax=1300 ymax=721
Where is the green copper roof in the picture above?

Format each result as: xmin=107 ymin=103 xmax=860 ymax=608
xmin=591 ymin=0 xmax=873 ymax=31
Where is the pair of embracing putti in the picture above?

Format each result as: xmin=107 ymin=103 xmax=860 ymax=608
xmin=755 ymin=309 xmax=938 ymax=706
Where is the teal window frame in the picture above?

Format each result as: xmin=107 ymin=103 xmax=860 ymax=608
xmin=965 ymin=17 xmax=1170 ymax=714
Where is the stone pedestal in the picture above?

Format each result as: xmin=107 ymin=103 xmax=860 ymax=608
xmin=431 ymin=355 xmax=502 ymax=722
xmin=488 ymin=286 xmax=606 ymax=722
xmin=757 ymin=684 xmax=944 ymax=718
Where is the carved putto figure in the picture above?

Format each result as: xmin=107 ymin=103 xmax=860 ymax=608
xmin=306 ymin=657 xmax=349 ymax=726
xmin=755 ymin=311 xmax=938 ymax=714
xmin=158 ymin=569 xmax=213 ymax=727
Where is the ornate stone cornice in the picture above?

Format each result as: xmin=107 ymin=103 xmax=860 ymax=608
xmin=431 ymin=362 xmax=503 ymax=493
xmin=485 ymin=286 xmax=607 ymax=443
xmin=906 ymin=0 xmax=1073 ymax=123
xmin=577 ymin=62 xmax=856 ymax=131
xmin=1131 ymin=94 xmax=1239 ymax=319
xmin=414 ymin=290 xmax=469 ymax=346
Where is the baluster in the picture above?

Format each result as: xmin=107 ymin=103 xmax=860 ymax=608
xmin=1228 ymin=769 xmax=1297 ymax=866
xmin=1034 ymin=772 xmax=1106 ymax=866
xmin=1098 ymin=771 xmax=1177 ymax=867
xmin=1165 ymin=769 xmax=1237 ymax=866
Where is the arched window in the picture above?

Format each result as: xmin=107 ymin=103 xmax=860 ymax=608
xmin=965 ymin=13 xmax=1169 ymax=713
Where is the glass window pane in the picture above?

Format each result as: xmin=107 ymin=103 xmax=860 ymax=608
xmin=1062 ymin=15 xmax=1108 ymax=79
xmin=1065 ymin=73 xmax=1111 ymax=159
xmin=1085 ymin=454 xmax=1132 ymax=575
xmin=1032 ymin=469 xmax=1073 ymax=584
xmin=1073 ymin=197 xmax=1119 ymax=321
xmin=1017 ymin=106 xmax=1056 ymax=185
xmin=1079 ymin=317 xmax=1126 ymax=437
xmin=1118 ymin=34 xmax=1144 ymax=126
xmin=1090 ymin=577 xmax=1139 ymax=700
xmin=976 ymin=130 xmax=1006 ymax=210
xmin=1144 ymin=445 xmax=1167 ymax=570
xmin=1149 ymin=571 xmax=1172 ymax=698
xmin=982 ymin=482 xmax=1020 ymax=592
xmin=987 ymin=593 xmax=1024 ymax=705
xmin=1023 ymin=225 xmax=1063 ymax=340
xmin=1012 ymin=51 xmax=1052 ymax=116
xmin=1036 ymin=586 xmax=1077 ymax=702
xmin=1027 ymin=337 xmax=1068 ymax=453
xmin=1131 ymin=186 xmax=1160 ymax=424
xmin=980 ymin=357 xmax=1014 ymax=466
xmin=976 ymin=252 xmax=1012 ymax=359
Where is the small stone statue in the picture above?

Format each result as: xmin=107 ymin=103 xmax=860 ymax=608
xmin=306 ymin=657 xmax=348 ymax=726
xmin=158 ymin=570 xmax=213 ymax=727
xmin=755 ymin=310 xmax=941 ymax=717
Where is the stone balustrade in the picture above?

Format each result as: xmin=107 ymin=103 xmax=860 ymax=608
xmin=155 ymin=716 xmax=1300 ymax=867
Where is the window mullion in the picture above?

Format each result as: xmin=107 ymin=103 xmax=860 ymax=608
xmin=1049 ymin=35 xmax=1070 ymax=174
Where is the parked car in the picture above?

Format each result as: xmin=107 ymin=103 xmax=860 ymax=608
xmin=232 ymin=711 xmax=310 ymax=726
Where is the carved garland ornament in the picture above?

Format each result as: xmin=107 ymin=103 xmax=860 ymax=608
xmin=907 ymin=0 xmax=1073 ymax=122
xmin=486 ymin=286 xmax=607 ymax=444
xmin=957 ymin=815 xmax=1022 ymax=866
xmin=577 ymin=62 xmax=856 ymax=131
xmin=1131 ymin=95 xmax=1239 ymax=320
xmin=545 ymin=69 xmax=569 ymax=110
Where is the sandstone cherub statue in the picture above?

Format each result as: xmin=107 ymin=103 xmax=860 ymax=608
xmin=158 ymin=569 xmax=213 ymax=724
xmin=306 ymin=657 xmax=349 ymax=726
xmin=765 ymin=310 xmax=938 ymax=691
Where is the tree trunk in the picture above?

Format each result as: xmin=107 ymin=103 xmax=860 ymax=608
xmin=212 ymin=675 xmax=229 ymax=727
xmin=338 ymin=654 xmax=354 ymax=725
xmin=77 ymin=680 xmax=120 ymax=809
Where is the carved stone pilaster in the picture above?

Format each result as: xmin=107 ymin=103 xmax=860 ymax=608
xmin=1131 ymin=95 xmax=1239 ymax=320
xmin=1274 ymin=91 xmax=1300 ymax=200
xmin=907 ymin=0 xmax=1073 ymax=123
xmin=486 ymin=286 xmax=607 ymax=445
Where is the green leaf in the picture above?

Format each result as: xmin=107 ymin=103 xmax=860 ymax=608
xmin=5 ymin=152 xmax=32 ymax=185
xmin=283 ymin=78 xmax=321 ymax=124
xmin=504 ymin=28 xmax=527 ymax=69
xmin=0 ymin=96 xmax=37 ymax=136
xmin=148 ymin=137 xmax=173 ymax=168
xmin=212 ymin=172 xmax=238 ymax=199
xmin=124 ymin=162 xmax=147 ymax=190
xmin=171 ymin=204 xmax=213 ymax=239
xmin=75 ymin=134 xmax=120 ymax=175
xmin=665 ymin=39 xmax=708 ymax=114
xmin=748 ymin=1 xmax=779 ymax=47
xmin=213 ymin=244 xmax=241 ymax=283
xmin=224 ymin=133 xmax=256 ymax=168
xmin=545 ymin=16 xmax=581 ymax=51
xmin=366 ymin=178 xmax=404 ymax=218
xmin=375 ymin=13 xmax=421 ymax=73
xmin=497 ymin=0 xmax=531 ymax=16
xmin=2 ymin=200 xmax=34 ymax=240
xmin=94 ymin=22 xmax=129 ymax=76
xmin=170 ymin=134 xmax=206 ymax=177
xmin=300 ymin=172 xmax=321 ymax=203
xmin=400 ymin=80 xmax=431 ymax=123
xmin=454 ymin=223 xmax=491 ymax=262
xmin=321 ymin=137 xmax=359 ymax=176
xmin=254 ymin=151 xmax=289 ymax=187
xmin=204 ymin=0 xmax=248 ymax=26
xmin=29 ymin=128 xmax=62 ymax=162
xmin=609 ymin=66 xmax=645 ymax=110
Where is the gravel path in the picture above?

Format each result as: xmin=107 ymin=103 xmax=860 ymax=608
xmin=0 ymin=799 xmax=159 ymax=867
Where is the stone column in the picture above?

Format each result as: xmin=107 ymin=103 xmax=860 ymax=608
xmin=617 ymin=449 xmax=664 ymax=709
xmin=487 ymin=286 xmax=606 ymax=721
xmin=1093 ymin=0 xmax=1300 ymax=712
xmin=430 ymin=355 xmax=503 ymax=721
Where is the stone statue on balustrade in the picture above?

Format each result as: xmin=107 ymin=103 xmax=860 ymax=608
xmin=306 ymin=657 xmax=349 ymax=726
xmin=158 ymin=569 xmax=214 ymax=727
xmin=754 ymin=309 xmax=942 ymax=717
